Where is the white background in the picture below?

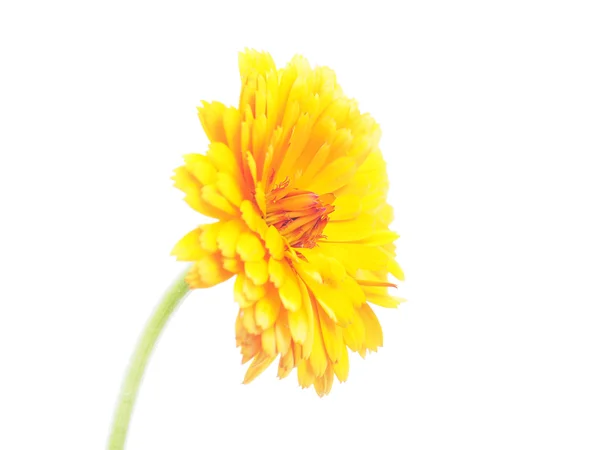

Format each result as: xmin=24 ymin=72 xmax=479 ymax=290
xmin=1 ymin=1 xmax=599 ymax=449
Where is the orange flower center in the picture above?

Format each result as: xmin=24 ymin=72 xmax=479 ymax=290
xmin=265 ymin=181 xmax=335 ymax=249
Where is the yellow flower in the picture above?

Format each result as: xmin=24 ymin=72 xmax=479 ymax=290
xmin=171 ymin=49 xmax=404 ymax=396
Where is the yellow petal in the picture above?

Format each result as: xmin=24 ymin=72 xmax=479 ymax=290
xmin=274 ymin=310 xmax=292 ymax=355
xmin=305 ymin=156 xmax=356 ymax=194
xmin=254 ymin=288 xmax=281 ymax=330
xmin=222 ymin=106 xmax=241 ymax=156
xmin=317 ymin=242 xmax=390 ymax=275
xmin=185 ymin=256 xmax=232 ymax=289
xmin=277 ymin=349 xmax=294 ymax=379
xmin=268 ymin=258 xmax=286 ymax=287
xmin=366 ymin=294 xmax=405 ymax=308
xmin=351 ymin=230 xmax=400 ymax=246
xmin=243 ymin=351 xmax=276 ymax=384
xmin=215 ymin=172 xmax=244 ymax=207
xmin=313 ymin=364 xmax=334 ymax=397
xmin=317 ymin=304 xmax=344 ymax=363
xmin=342 ymin=309 xmax=366 ymax=353
xmin=261 ymin=326 xmax=277 ymax=356
xmin=323 ymin=214 xmax=378 ymax=242
xmin=278 ymin=275 xmax=302 ymax=312
xmin=297 ymin=358 xmax=315 ymax=389
xmin=389 ymin=260 xmax=405 ymax=281
xmin=201 ymin=185 xmax=238 ymax=216
xmin=245 ymin=259 xmax=269 ymax=285
xmin=295 ymin=256 xmax=362 ymax=326
xmin=295 ymin=142 xmax=331 ymax=187
xmin=236 ymin=231 xmax=265 ymax=262
xmin=206 ymin=142 xmax=240 ymax=179
xmin=298 ymin=280 xmax=315 ymax=357
xmin=359 ymin=303 xmax=383 ymax=352
xmin=216 ymin=219 xmax=245 ymax=258
xmin=172 ymin=166 xmax=229 ymax=220
xmin=171 ymin=228 xmax=208 ymax=261
xmin=240 ymin=200 xmax=268 ymax=237
xmin=222 ymin=257 xmax=242 ymax=273
xmin=242 ymin=274 xmax=266 ymax=301
xmin=288 ymin=303 xmax=308 ymax=345
xmin=241 ymin=305 xmax=258 ymax=334
xmin=265 ymin=225 xmax=285 ymax=260
xmin=197 ymin=101 xmax=227 ymax=143
xmin=234 ymin=274 xmax=258 ymax=308
xmin=199 ymin=222 xmax=221 ymax=252
xmin=333 ymin=345 xmax=349 ymax=382
xmin=309 ymin=317 xmax=328 ymax=377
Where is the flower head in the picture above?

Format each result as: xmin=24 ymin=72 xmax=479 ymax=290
xmin=172 ymin=50 xmax=404 ymax=396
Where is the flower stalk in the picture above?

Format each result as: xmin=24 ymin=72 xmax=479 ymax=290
xmin=108 ymin=267 xmax=191 ymax=450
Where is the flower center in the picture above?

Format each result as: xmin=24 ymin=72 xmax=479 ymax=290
xmin=265 ymin=180 xmax=335 ymax=249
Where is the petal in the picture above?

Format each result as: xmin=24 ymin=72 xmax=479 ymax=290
xmin=183 ymin=153 xmax=217 ymax=185
xmin=265 ymin=225 xmax=285 ymax=259
xmin=222 ymin=257 xmax=242 ymax=273
xmin=240 ymin=200 xmax=268 ymax=237
xmin=317 ymin=304 xmax=344 ymax=363
xmin=359 ymin=303 xmax=383 ymax=352
xmin=243 ymin=351 xmax=276 ymax=384
xmin=171 ymin=228 xmax=208 ymax=261
xmin=201 ymin=185 xmax=238 ymax=216
xmin=234 ymin=274 xmax=257 ymax=308
xmin=366 ymin=294 xmax=406 ymax=308
xmin=341 ymin=309 xmax=366 ymax=353
xmin=332 ymin=345 xmax=349 ymax=382
xmin=185 ymin=256 xmax=233 ymax=289
xmin=254 ymin=287 xmax=281 ymax=330
xmin=277 ymin=349 xmax=294 ymax=379
xmin=199 ymin=222 xmax=221 ymax=252
xmin=197 ymin=101 xmax=227 ymax=143
xmin=304 ymin=156 xmax=356 ymax=194
xmin=236 ymin=231 xmax=265 ymax=262
xmin=241 ymin=304 xmax=258 ymax=334
xmin=242 ymin=274 xmax=266 ymax=301
xmin=278 ymin=275 xmax=302 ymax=312
xmin=313 ymin=363 xmax=334 ymax=397
xmin=274 ymin=310 xmax=292 ymax=355
xmin=215 ymin=172 xmax=244 ymax=207
xmin=268 ymin=258 xmax=287 ymax=288
xmin=297 ymin=358 xmax=315 ymax=389
xmin=295 ymin=256 xmax=362 ymax=326
xmin=287 ymin=280 xmax=314 ymax=353
xmin=216 ymin=219 xmax=245 ymax=258
xmin=206 ymin=142 xmax=241 ymax=180
xmin=323 ymin=214 xmax=379 ymax=242
xmin=245 ymin=259 xmax=269 ymax=285
xmin=261 ymin=326 xmax=277 ymax=357
xmin=288 ymin=303 xmax=308 ymax=345
xmin=308 ymin=317 xmax=328 ymax=378
xmin=172 ymin=166 xmax=228 ymax=220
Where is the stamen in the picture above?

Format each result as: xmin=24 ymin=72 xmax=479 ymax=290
xmin=265 ymin=184 xmax=335 ymax=249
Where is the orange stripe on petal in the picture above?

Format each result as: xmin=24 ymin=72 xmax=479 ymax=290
xmin=355 ymin=279 xmax=398 ymax=288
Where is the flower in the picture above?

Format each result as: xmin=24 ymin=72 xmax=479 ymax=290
xmin=171 ymin=49 xmax=404 ymax=396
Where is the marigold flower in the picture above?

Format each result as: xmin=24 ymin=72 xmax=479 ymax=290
xmin=171 ymin=49 xmax=404 ymax=396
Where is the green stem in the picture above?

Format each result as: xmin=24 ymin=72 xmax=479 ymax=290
xmin=108 ymin=267 xmax=191 ymax=450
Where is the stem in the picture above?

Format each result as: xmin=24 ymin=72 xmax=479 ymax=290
xmin=108 ymin=267 xmax=191 ymax=450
